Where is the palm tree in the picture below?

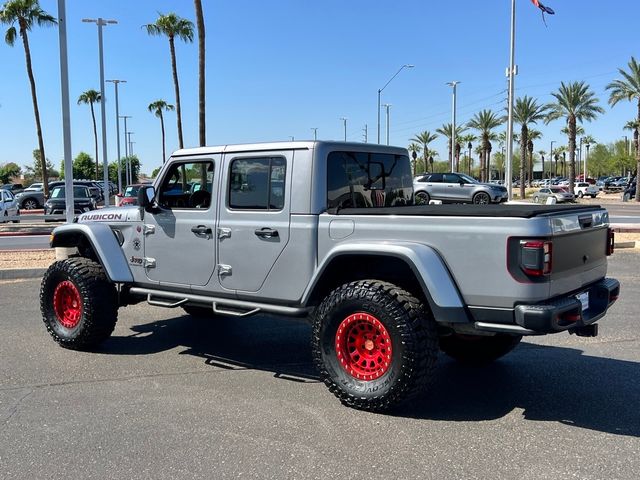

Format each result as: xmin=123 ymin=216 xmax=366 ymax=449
xmin=607 ymin=57 xmax=640 ymax=201
xmin=145 ymin=13 xmax=194 ymax=149
xmin=467 ymin=110 xmax=504 ymax=182
xmin=527 ymin=129 xmax=542 ymax=186
xmin=77 ymin=89 xmax=102 ymax=180
xmin=624 ymin=120 xmax=639 ymax=159
xmin=580 ymin=135 xmax=597 ymax=179
xmin=407 ymin=142 xmax=422 ymax=175
xmin=193 ymin=0 xmax=206 ymax=146
xmin=410 ymin=130 xmax=437 ymax=174
xmin=148 ymin=100 xmax=175 ymax=164
xmin=546 ymin=81 xmax=604 ymax=194
xmin=0 ymin=0 xmax=56 ymax=197
xmin=436 ymin=123 xmax=466 ymax=170
xmin=458 ymin=133 xmax=477 ymax=175
xmin=513 ymin=96 xmax=548 ymax=197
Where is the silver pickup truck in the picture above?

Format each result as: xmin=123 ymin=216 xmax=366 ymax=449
xmin=40 ymin=141 xmax=620 ymax=412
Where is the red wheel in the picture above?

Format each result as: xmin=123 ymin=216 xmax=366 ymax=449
xmin=53 ymin=280 xmax=83 ymax=329
xmin=335 ymin=313 xmax=392 ymax=380
xmin=312 ymin=280 xmax=438 ymax=412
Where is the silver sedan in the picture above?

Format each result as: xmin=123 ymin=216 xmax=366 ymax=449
xmin=532 ymin=187 xmax=575 ymax=204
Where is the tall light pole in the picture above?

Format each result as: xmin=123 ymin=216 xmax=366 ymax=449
xmin=446 ymin=81 xmax=460 ymax=171
xmin=57 ymin=0 xmax=74 ymax=223
xmin=549 ymin=140 xmax=555 ymax=179
xmin=504 ymin=0 xmax=517 ymax=200
xmin=468 ymin=142 xmax=473 ymax=175
xmin=106 ymin=79 xmax=126 ymax=193
xmin=83 ymin=17 xmax=117 ymax=206
xmin=382 ymin=104 xmax=392 ymax=145
xmin=120 ymin=115 xmax=131 ymax=183
xmin=340 ymin=117 xmax=347 ymax=141
xmin=585 ymin=141 xmax=591 ymax=179
xmin=377 ymin=64 xmax=414 ymax=144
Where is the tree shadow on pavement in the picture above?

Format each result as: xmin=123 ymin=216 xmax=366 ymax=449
xmin=101 ymin=314 xmax=639 ymax=437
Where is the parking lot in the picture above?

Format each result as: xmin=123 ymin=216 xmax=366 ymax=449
xmin=1 ymin=250 xmax=639 ymax=480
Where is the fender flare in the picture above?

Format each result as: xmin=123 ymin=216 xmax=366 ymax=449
xmin=302 ymin=242 xmax=469 ymax=323
xmin=50 ymin=223 xmax=134 ymax=283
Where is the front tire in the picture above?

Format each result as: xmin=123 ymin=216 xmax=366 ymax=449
xmin=22 ymin=198 xmax=39 ymax=210
xmin=439 ymin=333 xmax=522 ymax=364
xmin=311 ymin=280 xmax=438 ymax=412
xmin=40 ymin=257 xmax=118 ymax=350
xmin=473 ymin=192 xmax=491 ymax=204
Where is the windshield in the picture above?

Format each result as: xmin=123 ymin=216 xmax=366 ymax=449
xmin=124 ymin=185 xmax=140 ymax=197
xmin=457 ymin=173 xmax=478 ymax=184
xmin=50 ymin=186 xmax=90 ymax=199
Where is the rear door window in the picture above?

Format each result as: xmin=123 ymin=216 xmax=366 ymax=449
xmin=229 ymin=157 xmax=286 ymax=210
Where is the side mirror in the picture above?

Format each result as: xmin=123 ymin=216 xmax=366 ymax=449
xmin=138 ymin=185 xmax=156 ymax=210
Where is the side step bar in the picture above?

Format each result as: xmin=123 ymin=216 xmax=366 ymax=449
xmin=129 ymin=287 xmax=311 ymax=318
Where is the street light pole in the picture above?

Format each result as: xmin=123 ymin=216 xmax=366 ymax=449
xmin=106 ymin=79 xmax=126 ymax=193
xmin=505 ymin=0 xmax=517 ymax=200
xmin=57 ymin=0 xmax=74 ymax=223
xmin=382 ymin=104 xmax=392 ymax=145
xmin=549 ymin=140 xmax=555 ymax=179
xmin=340 ymin=117 xmax=347 ymax=141
xmin=120 ymin=115 xmax=131 ymax=184
xmin=377 ymin=64 xmax=414 ymax=144
xmin=83 ymin=17 xmax=117 ymax=206
xmin=585 ymin=142 xmax=590 ymax=180
xmin=468 ymin=142 xmax=472 ymax=175
xmin=446 ymin=81 xmax=460 ymax=172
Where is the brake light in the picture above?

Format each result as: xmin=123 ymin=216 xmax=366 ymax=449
xmin=606 ymin=228 xmax=615 ymax=256
xmin=520 ymin=240 xmax=553 ymax=276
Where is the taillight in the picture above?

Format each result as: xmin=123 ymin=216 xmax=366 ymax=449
xmin=606 ymin=228 xmax=615 ymax=256
xmin=520 ymin=240 xmax=553 ymax=277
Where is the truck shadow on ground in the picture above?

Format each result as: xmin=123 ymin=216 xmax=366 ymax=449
xmin=101 ymin=313 xmax=640 ymax=437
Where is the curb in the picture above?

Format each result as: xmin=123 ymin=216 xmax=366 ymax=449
xmin=0 ymin=268 xmax=46 ymax=280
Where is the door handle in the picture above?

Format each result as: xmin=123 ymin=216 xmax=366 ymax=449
xmin=191 ymin=225 xmax=212 ymax=235
xmin=254 ymin=227 xmax=279 ymax=238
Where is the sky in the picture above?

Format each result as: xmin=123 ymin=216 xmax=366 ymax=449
xmin=1 ymin=0 xmax=639 ymax=177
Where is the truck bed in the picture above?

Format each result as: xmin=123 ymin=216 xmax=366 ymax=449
xmin=330 ymin=204 xmax=602 ymax=218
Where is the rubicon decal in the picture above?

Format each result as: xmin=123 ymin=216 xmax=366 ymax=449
xmin=80 ymin=213 xmax=124 ymax=222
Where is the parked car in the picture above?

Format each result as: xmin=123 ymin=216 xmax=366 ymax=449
xmin=116 ymin=183 xmax=147 ymax=206
xmin=532 ymin=187 xmax=575 ymax=203
xmin=48 ymin=180 xmax=103 ymax=203
xmin=23 ymin=182 xmax=44 ymax=192
xmin=413 ymin=172 xmax=508 ymax=204
xmin=623 ymin=177 xmax=636 ymax=201
xmin=0 ymin=189 xmax=20 ymax=223
xmin=15 ymin=189 xmax=45 ymax=210
xmin=0 ymin=183 xmax=24 ymax=194
xmin=574 ymin=182 xmax=599 ymax=199
xmin=44 ymin=185 xmax=96 ymax=219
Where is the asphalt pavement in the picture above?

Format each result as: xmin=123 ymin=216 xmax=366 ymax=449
xmin=1 ymin=250 xmax=639 ymax=479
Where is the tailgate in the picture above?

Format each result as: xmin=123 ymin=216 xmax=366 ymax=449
xmin=548 ymin=210 xmax=609 ymax=297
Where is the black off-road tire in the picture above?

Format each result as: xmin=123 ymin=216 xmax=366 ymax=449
xmin=311 ymin=280 xmax=438 ymax=412
xmin=40 ymin=257 xmax=118 ymax=350
xmin=439 ymin=333 xmax=522 ymax=364
xmin=182 ymin=305 xmax=217 ymax=319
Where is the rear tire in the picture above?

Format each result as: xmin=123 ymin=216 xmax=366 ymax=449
xmin=578 ymin=191 xmax=584 ymax=198
xmin=415 ymin=191 xmax=430 ymax=205
xmin=439 ymin=333 xmax=522 ymax=364
xmin=40 ymin=257 xmax=118 ymax=350
xmin=22 ymin=198 xmax=39 ymax=210
xmin=311 ymin=280 xmax=438 ymax=412
xmin=532 ymin=195 xmax=539 ymax=203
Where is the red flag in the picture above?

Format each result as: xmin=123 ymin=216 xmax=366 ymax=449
xmin=531 ymin=0 xmax=555 ymax=26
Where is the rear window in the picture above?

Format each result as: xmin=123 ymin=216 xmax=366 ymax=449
xmin=327 ymin=151 xmax=413 ymax=209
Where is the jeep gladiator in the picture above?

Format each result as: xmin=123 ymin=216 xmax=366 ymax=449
xmin=40 ymin=141 xmax=620 ymax=412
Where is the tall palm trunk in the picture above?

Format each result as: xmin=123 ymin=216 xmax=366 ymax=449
xmin=160 ymin=111 xmax=166 ymax=164
xmin=169 ymin=36 xmax=184 ymax=149
xmin=568 ymin=115 xmax=577 ymax=194
xmin=20 ymin=24 xmax=48 ymax=196
xmin=486 ymin=143 xmax=492 ymax=181
xmin=90 ymin=102 xmax=99 ymax=180
xmin=194 ymin=0 xmax=206 ymax=147
xmin=519 ymin=125 xmax=527 ymax=199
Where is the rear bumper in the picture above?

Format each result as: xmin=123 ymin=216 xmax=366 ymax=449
xmin=469 ymin=278 xmax=620 ymax=335
xmin=514 ymin=278 xmax=620 ymax=333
